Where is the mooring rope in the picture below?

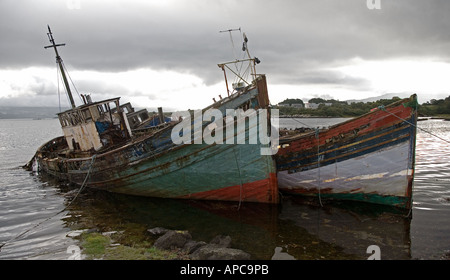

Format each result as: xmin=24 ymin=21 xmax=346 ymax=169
xmin=315 ymin=128 xmax=324 ymax=207
xmin=288 ymin=117 xmax=324 ymax=206
xmin=378 ymin=105 xmax=450 ymax=145
xmin=232 ymin=147 xmax=244 ymax=210
xmin=66 ymin=155 xmax=97 ymax=207
xmin=0 ymin=155 xmax=97 ymax=252
xmin=378 ymin=105 xmax=450 ymax=218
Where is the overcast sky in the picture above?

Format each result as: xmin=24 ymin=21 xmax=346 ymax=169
xmin=1 ymin=0 xmax=450 ymax=111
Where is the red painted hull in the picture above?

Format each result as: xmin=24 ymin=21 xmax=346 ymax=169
xmin=179 ymin=173 xmax=278 ymax=204
xmin=276 ymin=95 xmax=418 ymax=209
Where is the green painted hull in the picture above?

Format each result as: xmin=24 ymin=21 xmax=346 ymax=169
xmin=31 ymin=75 xmax=279 ymax=204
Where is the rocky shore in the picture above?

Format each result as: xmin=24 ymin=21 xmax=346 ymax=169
xmin=73 ymin=226 xmax=251 ymax=260
xmin=148 ymin=227 xmax=251 ymax=260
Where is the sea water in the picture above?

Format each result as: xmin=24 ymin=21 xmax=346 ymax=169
xmin=0 ymin=118 xmax=449 ymax=260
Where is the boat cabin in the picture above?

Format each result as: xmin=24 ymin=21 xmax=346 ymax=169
xmin=57 ymin=97 xmax=132 ymax=152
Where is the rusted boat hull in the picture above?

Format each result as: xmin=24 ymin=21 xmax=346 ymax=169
xmin=37 ymin=133 xmax=277 ymax=203
xmin=275 ymin=95 xmax=418 ymax=209
xmin=32 ymin=76 xmax=279 ymax=204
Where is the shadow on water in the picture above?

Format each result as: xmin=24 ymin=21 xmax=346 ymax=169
xmin=60 ymin=182 xmax=412 ymax=260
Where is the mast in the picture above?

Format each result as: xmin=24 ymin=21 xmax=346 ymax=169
xmin=44 ymin=25 xmax=76 ymax=109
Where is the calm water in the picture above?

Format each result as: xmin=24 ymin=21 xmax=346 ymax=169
xmin=0 ymin=117 xmax=449 ymax=260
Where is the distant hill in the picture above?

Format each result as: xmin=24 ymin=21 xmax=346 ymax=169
xmin=0 ymin=107 xmax=68 ymax=119
xmin=345 ymin=93 xmax=405 ymax=104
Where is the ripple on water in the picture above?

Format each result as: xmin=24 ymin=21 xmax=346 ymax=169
xmin=1 ymin=118 xmax=450 ymax=260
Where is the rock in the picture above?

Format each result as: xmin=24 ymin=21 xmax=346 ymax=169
xmin=183 ymin=240 xmax=207 ymax=254
xmin=271 ymin=247 xmax=296 ymax=260
xmin=149 ymin=229 xmax=251 ymax=260
xmin=209 ymin=235 xmax=231 ymax=248
xmin=190 ymin=244 xmax=251 ymax=260
xmin=153 ymin=230 xmax=192 ymax=250
xmin=86 ymin=228 xmax=100 ymax=234
xmin=102 ymin=231 xmax=123 ymax=237
xmin=66 ymin=229 xmax=87 ymax=238
xmin=147 ymin=227 xmax=170 ymax=236
xmin=442 ymin=250 xmax=450 ymax=260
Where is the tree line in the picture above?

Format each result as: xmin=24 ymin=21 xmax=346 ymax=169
xmin=419 ymin=96 xmax=450 ymax=117
xmin=275 ymin=95 xmax=450 ymax=117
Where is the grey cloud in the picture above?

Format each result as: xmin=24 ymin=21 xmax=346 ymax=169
xmin=296 ymin=70 xmax=371 ymax=89
xmin=1 ymin=0 xmax=450 ymax=97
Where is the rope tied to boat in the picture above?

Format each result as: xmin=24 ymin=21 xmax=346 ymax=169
xmin=232 ymin=147 xmax=244 ymax=210
xmin=378 ymin=105 xmax=450 ymax=145
xmin=0 ymin=154 xmax=97 ymax=252
xmin=377 ymin=104 xmax=450 ymax=218
xmin=315 ymin=127 xmax=324 ymax=207
xmin=287 ymin=118 xmax=325 ymax=206
xmin=66 ymin=154 xmax=97 ymax=207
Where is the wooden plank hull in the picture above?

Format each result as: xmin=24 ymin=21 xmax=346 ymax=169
xmin=54 ymin=134 xmax=277 ymax=204
xmin=33 ymin=76 xmax=279 ymax=204
xmin=275 ymin=95 xmax=418 ymax=209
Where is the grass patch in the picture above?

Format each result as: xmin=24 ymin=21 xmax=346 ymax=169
xmin=103 ymin=245 xmax=179 ymax=260
xmin=80 ymin=231 xmax=185 ymax=260
xmin=81 ymin=232 xmax=110 ymax=259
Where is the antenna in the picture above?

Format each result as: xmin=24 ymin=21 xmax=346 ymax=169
xmin=219 ymin=28 xmax=241 ymax=33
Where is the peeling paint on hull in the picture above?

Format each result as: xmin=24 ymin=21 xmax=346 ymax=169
xmin=275 ymin=95 xmax=418 ymax=209
xmin=32 ymin=75 xmax=279 ymax=204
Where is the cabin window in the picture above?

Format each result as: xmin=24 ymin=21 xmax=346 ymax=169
xmin=82 ymin=109 xmax=92 ymax=120
xmin=90 ymin=106 xmax=100 ymax=120
xmin=98 ymin=105 xmax=104 ymax=114
xmin=69 ymin=112 xmax=79 ymax=125
xmin=59 ymin=114 xmax=70 ymax=127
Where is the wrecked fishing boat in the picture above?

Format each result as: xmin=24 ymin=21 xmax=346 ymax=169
xmin=275 ymin=95 xmax=418 ymax=209
xmin=26 ymin=26 xmax=278 ymax=204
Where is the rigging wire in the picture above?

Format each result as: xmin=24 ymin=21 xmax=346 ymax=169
xmin=57 ymin=61 xmax=71 ymax=109
xmin=221 ymin=28 xmax=253 ymax=88
xmin=56 ymin=63 xmax=61 ymax=112
xmin=228 ymin=31 xmax=238 ymax=67
xmin=61 ymin=61 xmax=83 ymax=105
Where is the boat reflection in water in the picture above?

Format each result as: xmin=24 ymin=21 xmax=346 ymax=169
xmin=63 ymin=187 xmax=412 ymax=260
xmin=277 ymin=197 xmax=411 ymax=260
